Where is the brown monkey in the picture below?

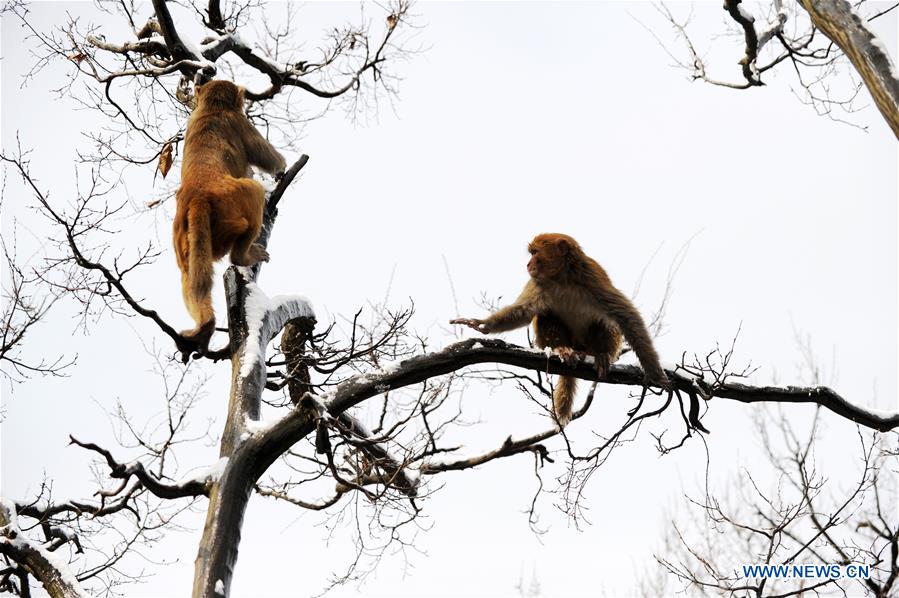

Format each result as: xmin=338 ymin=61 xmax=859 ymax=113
xmin=173 ymin=79 xmax=286 ymax=349
xmin=451 ymin=233 xmax=670 ymax=426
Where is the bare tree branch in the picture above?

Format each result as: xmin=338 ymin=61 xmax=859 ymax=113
xmin=0 ymin=500 xmax=88 ymax=598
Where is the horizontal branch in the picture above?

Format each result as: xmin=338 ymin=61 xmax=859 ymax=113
xmin=323 ymin=338 xmax=899 ymax=432
xmin=713 ymin=383 xmax=899 ymax=431
xmin=69 ymin=436 xmax=209 ymax=499
xmin=251 ymin=338 xmax=898 ymax=480
xmin=253 ymin=485 xmax=344 ymax=511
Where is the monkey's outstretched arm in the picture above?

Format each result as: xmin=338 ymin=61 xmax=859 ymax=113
xmin=451 ymin=283 xmax=540 ymax=334
xmin=240 ymin=120 xmax=286 ymax=175
xmin=594 ymin=285 xmax=670 ymax=389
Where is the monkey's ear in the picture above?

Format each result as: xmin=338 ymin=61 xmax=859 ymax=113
xmin=555 ymin=238 xmax=571 ymax=255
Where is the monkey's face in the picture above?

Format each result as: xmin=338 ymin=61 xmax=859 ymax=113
xmin=527 ymin=242 xmax=566 ymax=281
xmin=528 ymin=234 xmax=579 ymax=281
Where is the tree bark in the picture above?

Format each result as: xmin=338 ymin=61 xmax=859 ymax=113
xmin=191 ymin=156 xmax=311 ymax=598
xmin=0 ymin=501 xmax=87 ymax=598
xmin=191 ymin=270 xmax=314 ymax=598
xmin=799 ymin=0 xmax=899 ymax=137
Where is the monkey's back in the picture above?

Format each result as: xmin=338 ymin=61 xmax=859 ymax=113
xmin=181 ymin=109 xmax=252 ymax=181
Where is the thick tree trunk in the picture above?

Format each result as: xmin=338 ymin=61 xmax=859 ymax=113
xmin=190 ymin=157 xmax=312 ymax=598
xmin=191 ymin=269 xmax=315 ymax=598
xmin=799 ymin=0 xmax=899 ymax=137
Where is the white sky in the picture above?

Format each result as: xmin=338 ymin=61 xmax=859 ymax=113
xmin=1 ymin=2 xmax=897 ymax=597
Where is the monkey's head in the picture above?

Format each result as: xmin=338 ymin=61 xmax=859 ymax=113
xmin=195 ymin=80 xmax=245 ymax=111
xmin=527 ymin=233 xmax=581 ymax=282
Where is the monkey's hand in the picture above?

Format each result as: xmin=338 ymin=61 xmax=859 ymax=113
xmin=450 ymin=317 xmax=489 ymax=334
xmin=274 ymin=170 xmax=285 ymax=182
xmin=644 ymin=369 xmax=672 ymax=392
xmin=248 ymin=243 xmax=270 ymax=264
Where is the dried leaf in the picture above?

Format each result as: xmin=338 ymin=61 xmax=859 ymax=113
xmin=68 ymin=53 xmax=86 ymax=64
xmin=387 ymin=14 xmax=398 ymax=29
xmin=157 ymin=143 xmax=174 ymax=179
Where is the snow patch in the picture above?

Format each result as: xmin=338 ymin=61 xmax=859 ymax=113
xmin=181 ymin=35 xmax=217 ymax=71
xmin=239 ymin=282 xmax=271 ymax=380
xmin=238 ymin=283 xmax=315 ymax=381
xmin=0 ymin=497 xmax=18 ymax=532
xmin=177 ymin=457 xmax=229 ymax=486
xmin=1 ymin=501 xmax=89 ymax=597
xmin=736 ymin=4 xmax=755 ymax=22
xmin=270 ymin=293 xmax=315 ymax=319
xmin=244 ymin=415 xmax=285 ymax=436
xmin=214 ymin=579 xmax=225 ymax=595
xmin=868 ymin=34 xmax=899 ymax=83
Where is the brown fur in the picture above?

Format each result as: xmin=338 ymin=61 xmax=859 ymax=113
xmin=451 ymin=233 xmax=670 ymax=426
xmin=173 ymin=80 xmax=286 ymax=349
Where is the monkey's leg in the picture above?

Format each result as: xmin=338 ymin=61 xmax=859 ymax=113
xmin=228 ymin=179 xmax=270 ymax=266
xmin=533 ymin=312 xmax=572 ymax=348
xmin=533 ymin=313 xmax=581 ymax=425
xmin=534 ymin=313 xmax=582 ymax=365
xmin=586 ymin=320 xmax=623 ymax=379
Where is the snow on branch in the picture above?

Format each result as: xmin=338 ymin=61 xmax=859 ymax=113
xmin=723 ymin=0 xmax=764 ymax=86
xmin=0 ymin=498 xmax=89 ymax=598
xmin=69 ymin=0 xmax=415 ymax=104
xmin=235 ymin=278 xmax=315 ymax=383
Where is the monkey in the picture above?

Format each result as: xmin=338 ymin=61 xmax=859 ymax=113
xmin=172 ymin=79 xmax=286 ymax=350
xmin=451 ymin=233 xmax=670 ymax=426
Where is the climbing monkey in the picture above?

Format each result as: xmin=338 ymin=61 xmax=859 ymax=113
xmin=173 ymin=79 xmax=285 ymax=349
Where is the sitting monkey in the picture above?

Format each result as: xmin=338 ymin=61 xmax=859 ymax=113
xmin=452 ymin=233 xmax=670 ymax=425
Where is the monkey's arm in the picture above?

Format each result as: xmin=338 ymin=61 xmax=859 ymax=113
xmin=451 ymin=282 xmax=540 ymax=334
xmin=594 ymin=285 xmax=670 ymax=389
xmin=240 ymin=120 xmax=286 ymax=175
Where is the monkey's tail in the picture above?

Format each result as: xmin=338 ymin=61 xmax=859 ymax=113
xmin=553 ymin=375 xmax=577 ymax=427
xmin=184 ymin=200 xmax=215 ymax=341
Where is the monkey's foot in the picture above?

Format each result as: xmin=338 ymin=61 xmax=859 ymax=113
xmin=180 ymin=320 xmax=215 ymax=355
xmin=231 ymin=244 xmax=270 ymax=266
xmin=248 ymin=243 xmax=270 ymax=264
xmin=554 ymin=346 xmax=583 ymax=366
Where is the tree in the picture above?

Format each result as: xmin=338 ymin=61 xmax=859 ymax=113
xmin=655 ymin=0 xmax=899 ymax=135
xmin=1 ymin=2 xmax=896 ymax=597
xmin=654 ymin=407 xmax=898 ymax=597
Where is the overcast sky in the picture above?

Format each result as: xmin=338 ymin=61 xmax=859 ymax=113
xmin=2 ymin=2 xmax=897 ymax=597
